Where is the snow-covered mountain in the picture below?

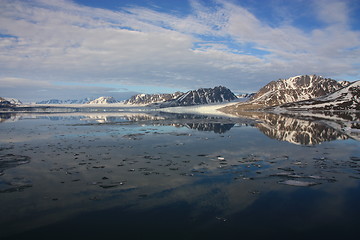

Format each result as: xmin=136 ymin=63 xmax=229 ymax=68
xmin=36 ymin=98 xmax=93 ymax=104
xmin=0 ymin=97 xmax=15 ymax=108
xmin=236 ymin=93 xmax=255 ymax=102
xmin=279 ymin=80 xmax=360 ymax=111
xmin=158 ymin=86 xmax=237 ymax=107
xmin=124 ymin=92 xmax=183 ymax=105
xmin=87 ymin=96 xmax=118 ymax=104
xmin=250 ymin=75 xmax=349 ymax=106
xmin=3 ymin=98 xmax=22 ymax=105
xmin=36 ymin=99 xmax=62 ymax=104
xmin=237 ymin=93 xmax=255 ymax=98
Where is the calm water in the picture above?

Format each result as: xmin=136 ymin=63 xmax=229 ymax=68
xmin=1 ymin=111 xmax=360 ymax=239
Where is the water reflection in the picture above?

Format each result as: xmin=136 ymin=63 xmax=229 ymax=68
xmin=255 ymin=113 xmax=349 ymax=145
xmin=0 ymin=111 xmax=359 ymax=144
xmin=0 ymin=113 xmax=20 ymax=123
xmin=0 ymin=110 xmax=359 ymax=239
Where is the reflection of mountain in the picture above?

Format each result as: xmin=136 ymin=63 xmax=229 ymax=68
xmin=255 ymin=113 xmax=348 ymax=145
xmin=0 ymin=113 xmax=20 ymax=123
xmin=81 ymin=114 xmax=165 ymax=123
xmin=81 ymin=112 xmax=237 ymax=133
xmin=153 ymin=112 xmax=236 ymax=133
xmin=3 ymin=111 xmax=356 ymax=141
xmin=183 ymin=123 xmax=234 ymax=134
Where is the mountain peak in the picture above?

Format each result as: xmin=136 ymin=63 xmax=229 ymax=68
xmin=87 ymin=96 xmax=118 ymax=104
xmin=164 ymin=86 xmax=237 ymax=107
xmin=250 ymin=75 xmax=350 ymax=106
xmin=36 ymin=98 xmax=93 ymax=104
xmin=0 ymin=97 xmax=15 ymax=108
xmin=124 ymin=86 xmax=237 ymax=107
xmin=124 ymin=92 xmax=183 ymax=105
xmin=279 ymin=80 xmax=360 ymax=111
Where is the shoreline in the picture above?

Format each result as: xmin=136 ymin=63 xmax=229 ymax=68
xmin=0 ymin=101 xmax=241 ymax=117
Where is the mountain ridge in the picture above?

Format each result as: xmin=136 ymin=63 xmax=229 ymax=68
xmin=124 ymin=92 xmax=183 ymax=105
xmin=277 ymin=80 xmax=360 ymax=111
xmin=124 ymin=86 xmax=238 ymax=107
xmin=36 ymin=98 xmax=94 ymax=104
xmin=87 ymin=96 xmax=118 ymax=104
xmin=220 ymin=74 xmax=354 ymax=114
xmin=0 ymin=97 xmax=15 ymax=108
xmin=156 ymin=86 xmax=238 ymax=108
xmin=250 ymin=74 xmax=349 ymax=106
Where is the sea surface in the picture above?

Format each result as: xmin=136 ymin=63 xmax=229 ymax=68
xmin=1 ymin=110 xmax=360 ymax=239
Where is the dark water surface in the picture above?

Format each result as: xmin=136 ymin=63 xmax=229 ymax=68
xmin=0 ymin=112 xmax=360 ymax=239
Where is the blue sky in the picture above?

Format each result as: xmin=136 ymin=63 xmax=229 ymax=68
xmin=0 ymin=0 xmax=360 ymax=102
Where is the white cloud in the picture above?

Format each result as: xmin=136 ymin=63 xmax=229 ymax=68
xmin=316 ymin=0 xmax=349 ymax=25
xmin=0 ymin=77 xmax=136 ymax=102
xmin=0 ymin=0 xmax=359 ymax=102
xmin=0 ymin=77 xmax=52 ymax=88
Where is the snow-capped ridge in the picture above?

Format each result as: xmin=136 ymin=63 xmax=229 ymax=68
xmin=3 ymin=98 xmax=22 ymax=105
xmin=250 ymin=74 xmax=350 ymax=106
xmin=0 ymin=97 xmax=15 ymax=108
xmin=158 ymin=86 xmax=237 ymax=107
xmin=124 ymin=92 xmax=183 ymax=105
xmin=87 ymin=96 xmax=118 ymax=104
xmin=124 ymin=86 xmax=237 ymax=107
xmin=279 ymin=80 xmax=360 ymax=111
xmin=37 ymin=98 xmax=94 ymax=104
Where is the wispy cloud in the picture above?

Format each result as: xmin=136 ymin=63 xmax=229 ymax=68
xmin=0 ymin=0 xmax=359 ymax=102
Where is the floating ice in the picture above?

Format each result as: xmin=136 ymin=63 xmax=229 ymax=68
xmin=279 ymin=180 xmax=319 ymax=187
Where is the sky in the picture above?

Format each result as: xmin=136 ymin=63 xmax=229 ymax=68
xmin=0 ymin=0 xmax=360 ymax=102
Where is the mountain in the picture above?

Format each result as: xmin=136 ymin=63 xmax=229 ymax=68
xmin=278 ymin=80 xmax=360 ymax=111
xmin=0 ymin=97 xmax=15 ymax=108
xmin=124 ymin=92 xmax=183 ymax=105
xmin=36 ymin=98 xmax=93 ymax=104
xmin=236 ymin=93 xmax=255 ymax=102
xmin=158 ymin=86 xmax=237 ymax=108
xmin=237 ymin=93 xmax=255 ymax=98
xmin=3 ymin=98 xmax=22 ymax=105
xmin=250 ymin=75 xmax=349 ymax=106
xmin=220 ymin=75 xmax=351 ymax=114
xmin=87 ymin=96 xmax=118 ymax=104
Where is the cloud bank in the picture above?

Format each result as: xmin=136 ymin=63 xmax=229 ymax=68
xmin=0 ymin=0 xmax=359 ymax=102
